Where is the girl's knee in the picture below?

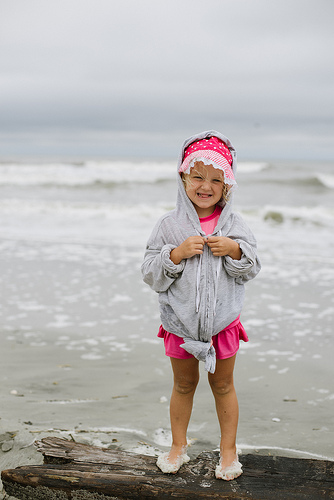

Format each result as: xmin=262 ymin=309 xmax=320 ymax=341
xmin=174 ymin=374 xmax=199 ymax=395
xmin=209 ymin=376 xmax=234 ymax=396
xmin=171 ymin=358 xmax=199 ymax=395
xmin=208 ymin=356 xmax=236 ymax=396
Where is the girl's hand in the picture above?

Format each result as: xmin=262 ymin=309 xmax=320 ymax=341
xmin=207 ymin=236 xmax=241 ymax=260
xmin=170 ymin=236 xmax=207 ymax=265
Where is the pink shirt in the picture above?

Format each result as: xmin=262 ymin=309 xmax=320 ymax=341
xmin=199 ymin=205 xmax=222 ymax=235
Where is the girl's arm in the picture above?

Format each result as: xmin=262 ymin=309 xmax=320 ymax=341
xmin=224 ymin=239 xmax=261 ymax=284
xmin=141 ymin=243 xmax=186 ymax=292
xmin=220 ymin=214 xmax=261 ymax=283
xmin=142 ymin=235 xmax=206 ymax=292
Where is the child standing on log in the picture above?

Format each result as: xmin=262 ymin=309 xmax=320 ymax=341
xmin=141 ymin=130 xmax=261 ymax=480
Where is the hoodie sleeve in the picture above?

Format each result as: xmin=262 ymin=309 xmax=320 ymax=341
xmin=223 ymin=213 xmax=261 ymax=284
xmin=141 ymin=217 xmax=186 ymax=292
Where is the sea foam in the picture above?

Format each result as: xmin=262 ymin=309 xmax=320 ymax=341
xmin=0 ymin=160 xmax=176 ymax=186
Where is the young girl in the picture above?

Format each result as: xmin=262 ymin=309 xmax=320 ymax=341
xmin=141 ymin=131 xmax=261 ymax=481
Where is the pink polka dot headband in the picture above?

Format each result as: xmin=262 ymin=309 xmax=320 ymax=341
xmin=179 ymin=136 xmax=236 ymax=185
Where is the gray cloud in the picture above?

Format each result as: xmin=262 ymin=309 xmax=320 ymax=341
xmin=0 ymin=0 xmax=333 ymax=159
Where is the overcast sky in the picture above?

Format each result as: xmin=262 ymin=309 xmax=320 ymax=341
xmin=1 ymin=0 xmax=333 ymax=160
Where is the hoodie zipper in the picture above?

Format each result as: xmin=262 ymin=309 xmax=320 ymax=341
xmin=196 ymin=230 xmax=222 ymax=336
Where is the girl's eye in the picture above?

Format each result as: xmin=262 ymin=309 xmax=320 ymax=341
xmin=212 ymin=179 xmax=222 ymax=183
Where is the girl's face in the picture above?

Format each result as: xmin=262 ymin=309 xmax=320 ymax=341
xmin=182 ymin=162 xmax=226 ymax=218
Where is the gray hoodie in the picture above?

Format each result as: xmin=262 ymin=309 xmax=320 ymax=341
xmin=141 ymin=130 xmax=261 ymax=372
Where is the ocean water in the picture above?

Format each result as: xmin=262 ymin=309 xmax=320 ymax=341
xmin=0 ymin=158 xmax=333 ymax=460
xmin=1 ymin=159 xmax=333 ymax=245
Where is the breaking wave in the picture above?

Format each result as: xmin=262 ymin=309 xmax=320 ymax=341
xmin=0 ymin=160 xmax=269 ymax=187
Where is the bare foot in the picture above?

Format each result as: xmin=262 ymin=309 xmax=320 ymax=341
xmin=156 ymin=444 xmax=190 ymax=474
xmin=215 ymin=449 xmax=243 ymax=481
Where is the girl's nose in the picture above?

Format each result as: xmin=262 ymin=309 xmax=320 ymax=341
xmin=201 ymin=180 xmax=211 ymax=190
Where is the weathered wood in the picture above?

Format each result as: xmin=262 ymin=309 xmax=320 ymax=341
xmin=36 ymin=436 xmax=153 ymax=468
xmin=1 ymin=437 xmax=333 ymax=500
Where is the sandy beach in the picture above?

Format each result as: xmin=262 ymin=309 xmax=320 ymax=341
xmin=1 ymin=159 xmax=333 ymax=498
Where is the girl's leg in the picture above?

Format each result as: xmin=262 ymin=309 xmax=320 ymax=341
xmin=208 ymin=355 xmax=241 ymax=476
xmin=168 ymin=356 xmax=199 ymax=463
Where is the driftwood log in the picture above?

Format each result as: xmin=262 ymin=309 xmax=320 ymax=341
xmin=1 ymin=437 xmax=333 ymax=499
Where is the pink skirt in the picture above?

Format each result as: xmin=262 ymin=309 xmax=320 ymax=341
xmin=158 ymin=316 xmax=248 ymax=360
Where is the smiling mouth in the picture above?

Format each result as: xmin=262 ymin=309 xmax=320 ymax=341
xmin=197 ymin=193 xmax=212 ymax=198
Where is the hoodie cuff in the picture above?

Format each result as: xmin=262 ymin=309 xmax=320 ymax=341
xmin=224 ymin=240 xmax=256 ymax=275
xmin=161 ymin=244 xmax=186 ymax=278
